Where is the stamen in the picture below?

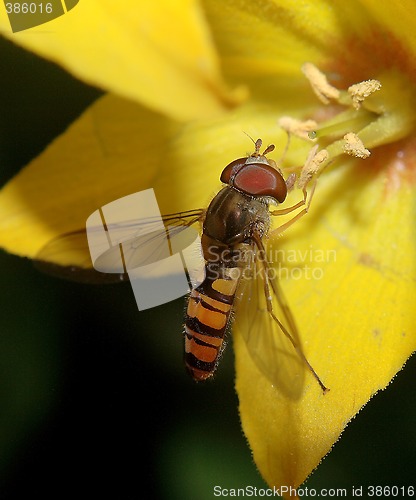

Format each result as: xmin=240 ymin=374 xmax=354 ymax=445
xmin=298 ymin=147 xmax=329 ymax=189
xmin=279 ymin=117 xmax=318 ymax=141
xmin=302 ymin=63 xmax=340 ymax=104
xmin=343 ymin=133 xmax=371 ymax=159
xmin=281 ymin=65 xmax=416 ymax=191
xmin=348 ymin=80 xmax=382 ymax=110
xmin=310 ymin=109 xmax=376 ymax=140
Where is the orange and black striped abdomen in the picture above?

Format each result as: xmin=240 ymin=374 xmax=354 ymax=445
xmin=184 ymin=265 xmax=239 ymax=381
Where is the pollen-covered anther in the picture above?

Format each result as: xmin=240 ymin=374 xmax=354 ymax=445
xmin=278 ymin=117 xmax=318 ymax=141
xmin=298 ymin=146 xmax=329 ymax=189
xmin=343 ymin=133 xmax=371 ymax=159
xmin=348 ymin=80 xmax=382 ymax=110
xmin=302 ymin=62 xmax=340 ymax=104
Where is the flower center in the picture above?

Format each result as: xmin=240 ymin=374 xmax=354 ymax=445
xmin=280 ymin=64 xmax=416 ymax=189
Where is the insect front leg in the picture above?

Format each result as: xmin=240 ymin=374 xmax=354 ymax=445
xmin=269 ymin=145 xmax=327 ymax=238
xmin=268 ymin=184 xmax=315 ymax=238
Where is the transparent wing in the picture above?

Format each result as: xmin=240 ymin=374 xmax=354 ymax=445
xmin=234 ymin=239 xmax=306 ymax=398
xmin=36 ymin=209 xmax=205 ymax=284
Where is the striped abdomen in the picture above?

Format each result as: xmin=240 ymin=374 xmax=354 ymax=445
xmin=184 ymin=263 xmax=240 ymax=381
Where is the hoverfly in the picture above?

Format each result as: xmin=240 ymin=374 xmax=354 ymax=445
xmin=37 ymin=139 xmax=328 ymax=396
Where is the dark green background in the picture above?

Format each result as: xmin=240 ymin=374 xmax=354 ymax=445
xmin=0 ymin=36 xmax=414 ymax=499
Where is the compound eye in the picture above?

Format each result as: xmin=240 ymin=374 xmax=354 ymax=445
xmin=233 ymin=163 xmax=287 ymax=203
xmin=220 ymin=158 xmax=248 ymax=184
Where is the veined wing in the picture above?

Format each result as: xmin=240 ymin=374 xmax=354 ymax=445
xmin=36 ymin=209 xmax=205 ymax=284
xmin=234 ymin=238 xmax=307 ymax=399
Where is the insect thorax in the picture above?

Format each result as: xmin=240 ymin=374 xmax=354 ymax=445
xmin=201 ymin=186 xmax=270 ymax=265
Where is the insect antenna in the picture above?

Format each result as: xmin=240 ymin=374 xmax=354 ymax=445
xmin=242 ymin=133 xmax=275 ymax=158
xmin=262 ymin=143 xmax=275 ymax=155
xmin=243 ymin=131 xmax=257 ymax=147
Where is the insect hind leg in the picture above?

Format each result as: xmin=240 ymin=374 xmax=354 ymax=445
xmin=252 ymin=233 xmax=329 ymax=394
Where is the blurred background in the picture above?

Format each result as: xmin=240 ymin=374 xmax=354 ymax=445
xmin=0 ymin=36 xmax=415 ymax=499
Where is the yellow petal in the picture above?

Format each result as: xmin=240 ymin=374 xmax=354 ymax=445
xmin=201 ymin=0 xmax=382 ymax=113
xmin=359 ymin=0 xmax=416 ymax=57
xmin=0 ymin=1 xmax=245 ymax=121
xmin=202 ymin=0 xmax=347 ymax=83
xmin=0 ymin=94 xmax=181 ymax=261
xmin=203 ymin=0 xmax=415 ymax=109
xmin=235 ymin=151 xmax=416 ymax=489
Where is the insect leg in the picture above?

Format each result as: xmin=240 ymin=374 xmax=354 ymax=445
xmin=269 ymin=188 xmax=307 ymax=216
xmin=269 ymin=181 xmax=318 ymax=238
xmin=270 ymin=144 xmax=325 ymax=232
xmin=252 ymin=233 xmax=329 ymax=394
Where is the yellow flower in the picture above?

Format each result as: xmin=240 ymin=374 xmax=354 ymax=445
xmin=1 ymin=0 xmax=415 ymax=494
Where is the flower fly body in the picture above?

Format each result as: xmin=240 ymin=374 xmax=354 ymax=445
xmin=183 ymin=139 xmax=328 ymax=393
